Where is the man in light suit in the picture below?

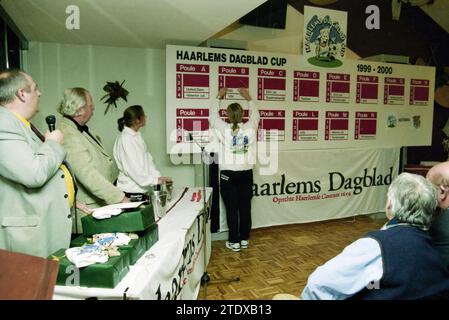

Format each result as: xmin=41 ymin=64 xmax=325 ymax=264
xmin=0 ymin=69 xmax=73 ymax=257
xmin=58 ymin=87 xmax=129 ymax=232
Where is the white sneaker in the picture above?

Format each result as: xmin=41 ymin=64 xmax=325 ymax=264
xmin=240 ymin=240 xmax=249 ymax=249
xmin=225 ymin=241 xmax=240 ymax=252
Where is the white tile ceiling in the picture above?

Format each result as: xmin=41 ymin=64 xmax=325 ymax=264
xmin=0 ymin=0 xmax=267 ymax=48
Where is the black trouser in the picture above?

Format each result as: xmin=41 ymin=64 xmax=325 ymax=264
xmin=220 ymin=169 xmax=253 ymax=243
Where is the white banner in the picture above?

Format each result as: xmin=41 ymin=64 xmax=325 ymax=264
xmin=219 ymin=148 xmax=399 ymax=231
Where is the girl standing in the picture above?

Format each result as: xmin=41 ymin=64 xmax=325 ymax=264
xmin=209 ymin=88 xmax=260 ymax=252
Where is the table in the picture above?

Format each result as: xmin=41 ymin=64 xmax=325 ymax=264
xmin=53 ymin=187 xmax=212 ymax=300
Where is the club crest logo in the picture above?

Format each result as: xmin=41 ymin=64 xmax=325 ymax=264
xmin=304 ymin=14 xmax=347 ymax=68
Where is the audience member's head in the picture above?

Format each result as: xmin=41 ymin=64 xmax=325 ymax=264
xmin=117 ymin=105 xmax=145 ymax=132
xmin=58 ymin=87 xmax=94 ymax=125
xmin=0 ymin=69 xmax=40 ymax=119
xmin=427 ymin=162 xmax=449 ymax=210
xmin=386 ymin=172 xmax=437 ymax=231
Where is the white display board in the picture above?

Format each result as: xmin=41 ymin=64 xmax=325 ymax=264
xmin=166 ymin=45 xmax=435 ymax=154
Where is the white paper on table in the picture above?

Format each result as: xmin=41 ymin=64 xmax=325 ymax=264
xmin=92 ymin=201 xmax=147 ymax=220
xmin=94 ymin=201 xmax=147 ymax=211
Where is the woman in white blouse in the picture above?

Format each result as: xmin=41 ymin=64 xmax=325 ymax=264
xmin=113 ymin=105 xmax=171 ymax=201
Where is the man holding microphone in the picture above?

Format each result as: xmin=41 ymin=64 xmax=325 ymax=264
xmin=0 ymin=69 xmax=75 ymax=257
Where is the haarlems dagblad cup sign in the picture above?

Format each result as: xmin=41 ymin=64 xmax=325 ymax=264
xmin=303 ymin=6 xmax=347 ymax=68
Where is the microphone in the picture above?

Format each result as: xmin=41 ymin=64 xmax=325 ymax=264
xmin=189 ymin=133 xmax=201 ymax=148
xmin=188 ymin=132 xmax=207 ymax=157
xmin=45 ymin=115 xmax=56 ymax=132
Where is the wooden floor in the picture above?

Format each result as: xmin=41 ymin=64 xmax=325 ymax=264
xmin=198 ymin=215 xmax=386 ymax=300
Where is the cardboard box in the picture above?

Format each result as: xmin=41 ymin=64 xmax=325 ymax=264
xmin=140 ymin=223 xmax=159 ymax=251
xmin=81 ymin=205 xmax=155 ymax=236
xmin=49 ymin=249 xmax=130 ymax=289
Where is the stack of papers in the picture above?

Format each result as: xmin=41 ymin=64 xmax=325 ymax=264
xmin=92 ymin=201 xmax=147 ymax=220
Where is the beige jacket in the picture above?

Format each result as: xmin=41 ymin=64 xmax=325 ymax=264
xmin=0 ymin=107 xmax=72 ymax=257
xmin=59 ymin=117 xmax=124 ymax=230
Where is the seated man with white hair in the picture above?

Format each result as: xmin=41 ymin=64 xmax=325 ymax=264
xmin=301 ymin=173 xmax=449 ymax=300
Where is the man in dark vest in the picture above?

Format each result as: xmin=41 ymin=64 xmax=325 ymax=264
xmin=427 ymin=162 xmax=449 ymax=270
xmin=301 ymin=172 xmax=449 ymax=300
